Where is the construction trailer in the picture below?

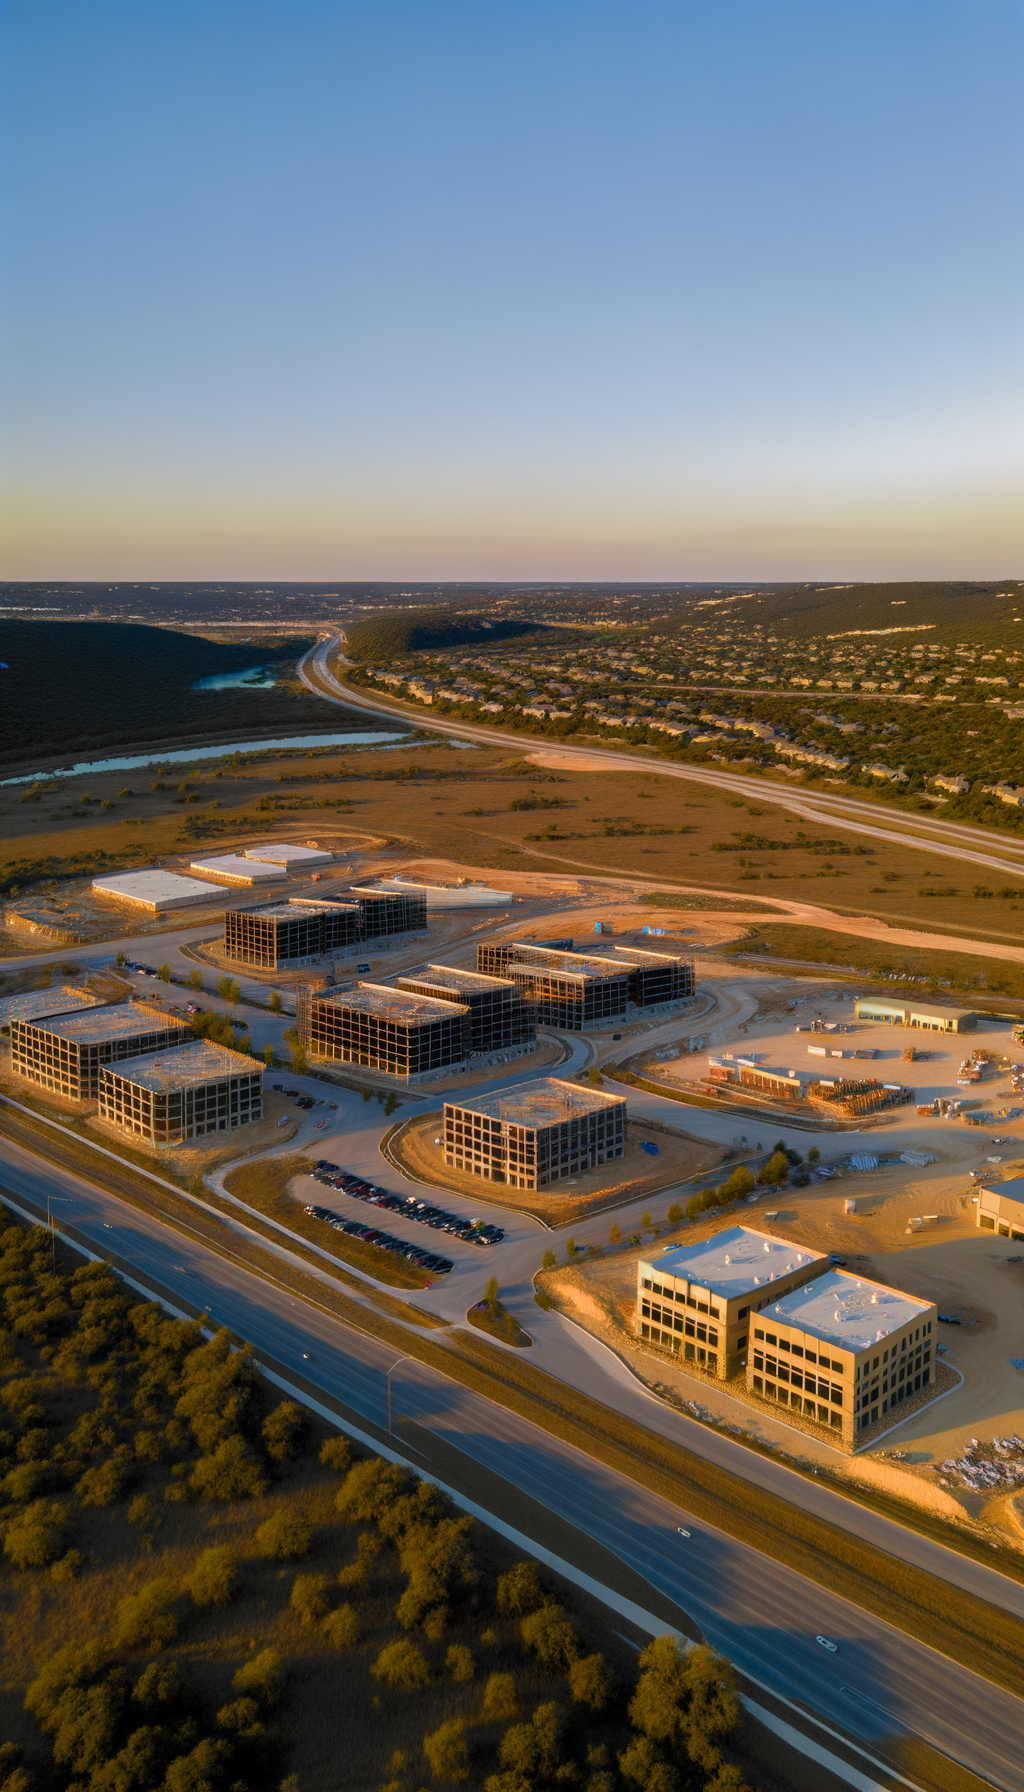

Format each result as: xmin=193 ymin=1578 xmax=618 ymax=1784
xmin=443 ymin=1076 xmax=626 ymax=1189
xmin=10 ymin=1003 xmax=192 ymax=1102
xmin=306 ymin=984 xmax=470 ymax=1079
xmin=98 ymin=1040 xmax=263 ymax=1143
xmin=396 ymin=965 xmax=535 ymax=1055
xmin=223 ymin=899 xmax=361 ymax=969
xmin=475 ymin=942 xmax=629 ymax=1030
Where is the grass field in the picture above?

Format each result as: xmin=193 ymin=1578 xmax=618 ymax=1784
xmin=719 ymin=922 xmax=1024 ymax=1001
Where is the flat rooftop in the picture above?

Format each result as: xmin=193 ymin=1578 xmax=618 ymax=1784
xmin=106 ymin=1039 xmax=261 ymax=1092
xmin=856 ymin=997 xmax=977 ymax=1022
xmin=0 ymin=985 xmax=104 ymax=1028
xmin=509 ymin=945 xmax=629 ymax=978
xmin=18 ymin=1002 xmax=187 ymax=1044
xmin=318 ymin=983 xmax=469 ymax=1022
xmin=92 ymin=869 xmax=225 ymax=908
xmin=760 ymin=1269 xmax=932 ymax=1352
xmin=399 ymin=964 xmax=514 ymax=993
xmin=980 ymin=1177 xmax=1024 ymax=1206
xmin=612 ymin=946 xmax=691 ymax=967
xmin=445 ymin=1076 xmax=625 ymax=1126
xmin=652 ymin=1226 xmax=826 ymax=1300
xmin=190 ymin=855 xmax=287 ymax=883
xmin=244 ymin=843 xmax=333 ymax=865
xmin=240 ymin=898 xmax=359 ymax=922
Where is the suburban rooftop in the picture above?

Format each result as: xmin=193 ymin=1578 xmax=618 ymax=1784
xmin=650 ymin=1226 xmax=826 ymax=1300
xmin=759 ymin=1269 xmax=932 ymax=1352
xmin=445 ymin=1076 xmax=625 ymax=1125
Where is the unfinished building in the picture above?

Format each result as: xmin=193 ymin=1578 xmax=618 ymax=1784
xmin=475 ymin=943 xmax=629 ymax=1030
xmin=224 ymin=899 xmax=361 ymax=969
xmin=347 ymin=886 xmax=428 ymax=938
xmin=396 ymin=965 xmax=535 ymax=1055
xmin=10 ymin=1003 xmax=192 ymax=1102
xmin=611 ymin=946 xmax=695 ymax=1006
xmin=443 ymin=1077 xmax=626 ymax=1189
xmin=307 ymin=984 xmax=470 ymax=1080
xmin=808 ymin=1075 xmax=912 ymax=1117
xmin=98 ymin=1040 xmax=263 ymax=1144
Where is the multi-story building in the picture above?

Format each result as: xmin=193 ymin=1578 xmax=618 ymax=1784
xmin=444 ymin=1077 xmax=626 ymax=1190
xmin=976 ymin=1177 xmax=1024 ymax=1238
xmin=637 ymin=1227 xmax=826 ymax=1378
xmin=396 ymin=965 xmax=535 ymax=1055
xmin=98 ymin=1040 xmax=263 ymax=1144
xmin=10 ymin=1004 xmax=192 ymax=1102
xmin=610 ymin=946 xmax=695 ymax=1007
xmin=307 ymin=985 xmax=470 ymax=1080
xmin=475 ymin=943 xmax=629 ymax=1030
xmin=748 ymin=1269 xmax=937 ymax=1443
xmin=224 ymin=899 xmax=361 ymax=969
xmin=346 ymin=886 xmax=428 ymax=938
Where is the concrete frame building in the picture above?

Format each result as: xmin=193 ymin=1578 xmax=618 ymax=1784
xmin=0 ymin=985 xmax=105 ymax=1032
xmin=748 ymin=1270 xmax=937 ymax=1443
xmin=10 ymin=1003 xmax=192 ymax=1101
xmin=396 ymin=965 xmax=535 ymax=1055
xmin=476 ymin=942 xmax=629 ymax=1030
xmin=444 ymin=1077 xmax=626 ymax=1189
xmin=307 ymin=984 xmax=470 ymax=1079
xmin=224 ymin=899 xmax=361 ymax=969
xmin=854 ymin=997 xmax=977 ymax=1033
xmin=977 ymin=1178 xmax=1024 ymax=1238
xmin=637 ymin=1227 xmax=826 ymax=1378
xmin=98 ymin=1040 xmax=263 ymax=1144
xmin=611 ymin=946 xmax=696 ymax=1006
xmin=347 ymin=886 xmax=428 ymax=938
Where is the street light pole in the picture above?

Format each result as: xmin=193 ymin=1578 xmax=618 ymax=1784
xmin=386 ymin=1355 xmax=413 ymax=1436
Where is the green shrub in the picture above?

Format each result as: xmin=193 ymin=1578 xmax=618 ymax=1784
xmin=569 ymin=1653 xmax=613 ymax=1711
xmin=185 ymin=1546 xmax=236 ymax=1607
xmin=189 ymin=1435 xmax=268 ymax=1502
xmin=446 ymin=1644 xmax=474 ymax=1681
xmin=480 ymin=1673 xmax=518 ymax=1722
xmin=255 ymin=1503 xmax=313 ymax=1560
xmin=231 ymin=1648 xmax=282 ymax=1705
xmin=262 ymin=1401 xmax=306 ymax=1461
xmin=216 ymin=1696 xmax=263 ymax=1739
xmin=112 ymin=1579 xmax=178 ymax=1651
xmin=757 ymin=1152 xmax=789 ymax=1187
xmin=319 ymin=1434 xmax=352 ymax=1474
xmin=76 ymin=1455 xmax=131 ymax=1507
xmin=290 ymin=1572 xmax=329 ymax=1625
xmin=321 ymin=1603 xmax=361 ymax=1649
xmin=520 ymin=1605 xmax=580 ymax=1671
xmin=3 ymin=1498 xmax=68 ymax=1568
xmin=422 ymin=1718 xmax=469 ymax=1783
xmin=336 ymin=1457 xmax=414 ymax=1525
xmin=496 ymin=1561 xmax=545 ymax=1617
xmin=496 ymin=1703 xmax=562 ymax=1780
xmin=337 ymin=1531 xmax=383 ymax=1588
xmin=371 ymin=1638 xmax=432 ymax=1690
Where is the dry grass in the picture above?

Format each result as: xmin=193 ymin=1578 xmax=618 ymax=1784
xmin=222 ymin=1154 xmax=432 ymax=1290
xmin=722 ymin=921 xmax=1024 ymax=1003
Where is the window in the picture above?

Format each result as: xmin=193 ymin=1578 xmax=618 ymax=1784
xmin=754 ymin=1328 xmax=764 ymax=1340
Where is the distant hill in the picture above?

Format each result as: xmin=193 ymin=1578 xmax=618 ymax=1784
xmin=344 ymin=608 xmax=538 ymax=660
xmin=745 ymin=581 xmax=1018 ymax=647
xmin=0 ymin=621 xmax=376 ymax=769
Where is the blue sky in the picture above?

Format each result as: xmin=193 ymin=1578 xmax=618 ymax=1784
xmin=2 ymin=0 xmax=1021 ymax=579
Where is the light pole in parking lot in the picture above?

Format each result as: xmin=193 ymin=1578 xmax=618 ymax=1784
xmin=386 ymin=1354 xmax=414 ymax=1435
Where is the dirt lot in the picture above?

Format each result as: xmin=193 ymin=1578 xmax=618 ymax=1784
xmin=389 ymin=1109 xmax=724 ymax=1227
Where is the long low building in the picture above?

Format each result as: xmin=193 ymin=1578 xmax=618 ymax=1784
xmin=11 ymin=1002 xmax=192 ymax=1101
xmin=444 ymin=1077 xmax=626 ymax=1190
xmin=98 ymin=1040 xmax=263 ymax=1144
xmin=977 ymin=1177 xmax=1024 ymax=1238
xmin=189 ymin=854 xmax=288 ymax=887
xmin=369 ymin=875 xmax=513 ymax=908
xmin=855 ymin=997 xmax=977 ymax=1033
xmin=244 ymin=843 xmax=333 ymax=868
xmin=92 ymin=869 xmax=226 ymax=912
xmin=307 ymin=984 xmax=470 ymax=1079
xmin=748 ymin=1270 xmax=937 ymax=1443
xmin=638 ymin=1227 xmax=826 ymax=1378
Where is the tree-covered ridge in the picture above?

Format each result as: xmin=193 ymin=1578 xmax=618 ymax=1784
xmin=0 ymin=1205 xmax=759 ymax=1792
xmin=345 ymin=609 xmax=538 ymax=661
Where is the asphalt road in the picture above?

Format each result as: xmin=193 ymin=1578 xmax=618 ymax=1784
xmin=2 ymin=1134 xmax=1023 ymax=1791
xmin=301 ymin=636 xmax=1024 ymax=884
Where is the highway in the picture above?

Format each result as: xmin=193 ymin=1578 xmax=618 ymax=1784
xmin=299 ymin=636 xmax=1024 ymax=885
xmin=2 ymin=1132 xmax=1023 ymax=1791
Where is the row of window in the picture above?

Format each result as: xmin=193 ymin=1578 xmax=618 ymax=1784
xmin=640 ymin=1323 xmax=718 ymax=1373
xmin=752 ymin=1327 xmax=843 ymax=1372
xmin=641 ymin=1302 xmax=719 ymax=1346
xmin=640 ymin=1279 xmax=721 ymax=1320
xmin=752 ymin=1376 xmax=843 ymax=1429
xmin=752 ymin=1353 xmax=842 ymax=1401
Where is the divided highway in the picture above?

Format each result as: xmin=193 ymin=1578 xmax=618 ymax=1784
xmin=2 ymin=1132 xmax=1023 ymax=1792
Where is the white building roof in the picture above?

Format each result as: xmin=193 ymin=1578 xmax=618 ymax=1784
xmin=92 ymin=869 xmax=226 ymax=910
xmin=189 ymin=855 xmax=288 ymax=885
xmin=980 ymin=1177 xmax=1024 ymax=1208
xmin=244 ymin=843 xmax=333 ymax=866
xmin=760 ymin=1269 xmax=932 ymax=1352
xmin=366 ymin=876 xmax=513 ymax=906
xmin=652 ymin=1226 xmax=826 ymax=1301
xmin=0 ymin=985 xmax=104 ymax=1027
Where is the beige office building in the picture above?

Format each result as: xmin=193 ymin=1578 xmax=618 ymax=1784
xmin=637 ymin=1226 xmax=827 ymax=1378
xmin=748 ymin=1270 xmax=937 ymax=1443
xmin=976 ymin=1178 xmax=1024 ymax=1239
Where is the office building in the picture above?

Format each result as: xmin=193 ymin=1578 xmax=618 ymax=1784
xmin=307 ymin=984 xmax=470 ymax=1079
xmin=98 ymin=1040 xmax=263 ymax=1144
xmin=748 ymin=1270 xmax=937 ymax=1442
xmin=10 ymin=1003 xmax=192 ymax=1102
xmin=476 ymin=942 xmax=629 ymax=1030
xmin=977 ymin=1177 xmax=1024 ymax=1238
xmin=637 ymin=1227 xmax=826 ymax=1377
xmin=396 ymin=965 xmax=534 ymax=1055
xmin=444 ymin=1077 xmax=626 ymax=1190
xmin=224 ymin=899 xmax=361 ymax=969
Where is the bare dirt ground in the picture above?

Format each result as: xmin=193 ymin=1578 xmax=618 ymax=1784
xmin=389 ymin=1110 xmax=723 ymax=1226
